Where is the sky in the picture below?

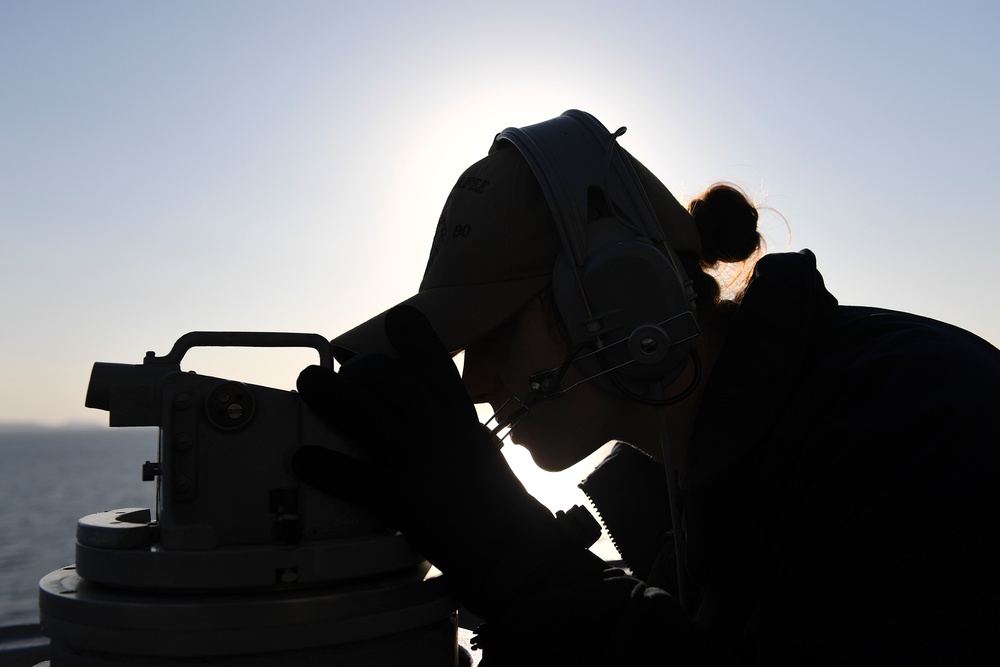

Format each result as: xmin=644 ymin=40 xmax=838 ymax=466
xmin=2 ymin=0 xmax=999 ymax=432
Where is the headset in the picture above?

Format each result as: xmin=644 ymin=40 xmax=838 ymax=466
xmin=490 ymin=110 xmax=700 ymax=405
xmin=490 ymin=110 xmax=699 ymax=609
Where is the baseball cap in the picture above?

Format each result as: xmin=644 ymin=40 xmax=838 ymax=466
xmin=333 ymin=115 xmax=700 ymax=356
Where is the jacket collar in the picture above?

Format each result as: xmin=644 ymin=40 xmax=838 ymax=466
xmin=684 ymin=250 xmax=838 ymax=487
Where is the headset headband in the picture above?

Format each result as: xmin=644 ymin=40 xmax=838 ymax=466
xmin=492 ymin=109 xmax=670 ymax=269
xmin=493 ymin=109 xmax=696 ymax=317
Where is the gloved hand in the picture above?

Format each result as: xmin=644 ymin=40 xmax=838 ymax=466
xmin=292 ymin=305 xmax=606 ymax=620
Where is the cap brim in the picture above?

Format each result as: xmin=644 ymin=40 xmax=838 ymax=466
xmin=332 ymin=273 xmax=552 ymax=357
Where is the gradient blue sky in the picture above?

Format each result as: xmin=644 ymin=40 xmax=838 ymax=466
xmin=2 ymin=0 xmax=998 ymax=430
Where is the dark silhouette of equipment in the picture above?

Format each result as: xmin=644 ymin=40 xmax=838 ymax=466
xmin=38 ymin=332 xmax=457 ymax=665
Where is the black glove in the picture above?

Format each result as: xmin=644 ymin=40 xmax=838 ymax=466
xmin=292 ymin=305 xmax=606 ymax=619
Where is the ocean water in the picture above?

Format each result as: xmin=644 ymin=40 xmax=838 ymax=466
xmin=0 ymin=426 xmax=158 ymax=626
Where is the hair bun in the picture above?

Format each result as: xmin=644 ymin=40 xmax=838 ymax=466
xmin=688 ymin=183 xmax=761 ymax=265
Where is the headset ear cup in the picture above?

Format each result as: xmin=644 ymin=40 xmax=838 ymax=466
xmin=497 ymin=110 xmax=700 ymax=401
xmin=552 ymin=222 xmax=697 ymax=396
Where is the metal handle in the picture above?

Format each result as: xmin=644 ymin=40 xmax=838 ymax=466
xmin=145 ymin=332 xmax=335 ymax=369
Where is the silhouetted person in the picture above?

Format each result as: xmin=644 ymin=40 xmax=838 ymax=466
xmin=294 ymin=110 xmax=1000 ymax=665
